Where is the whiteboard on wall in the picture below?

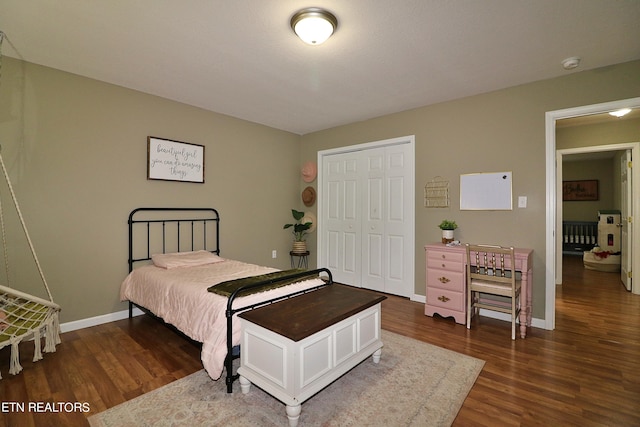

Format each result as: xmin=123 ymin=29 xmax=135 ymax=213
xmin=460 ymin=172 xmax=512 ymax=210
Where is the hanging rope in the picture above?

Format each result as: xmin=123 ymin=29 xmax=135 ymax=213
xmin=0 ymin=149 xmax=55 ymax=302
xmin=0 ymin=148 xmax=61 ymax=379
xmin=0 ymin=32 xmax=61 ymax=378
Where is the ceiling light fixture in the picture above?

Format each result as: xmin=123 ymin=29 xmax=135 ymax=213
xmin=609 ymin=108 xmax=632 ymax=118
xmin=290 ymin=8 xmax=338 ymax=45
xmin=561 ymin=56 xmax=581 ymax=70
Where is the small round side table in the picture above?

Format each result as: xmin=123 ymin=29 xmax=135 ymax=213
xmin=290 ymin=251 xmax=310 ymax=269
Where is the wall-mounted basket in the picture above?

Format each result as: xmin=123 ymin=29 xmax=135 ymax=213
xmin=424 ymin=176 xmax=450 ymax=208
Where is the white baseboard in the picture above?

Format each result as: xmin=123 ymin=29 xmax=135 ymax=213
xmin=61 ymin=298 xmax=546 ymax=334
xmin=60 ymin=307 xmax=144 ymax=333
xmin=478 ymin=309 xmax=546 ymax=330
xmin=411 ymin=293 xmax=426 ymax=304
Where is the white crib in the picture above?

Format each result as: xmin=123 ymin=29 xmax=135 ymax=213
xmin=562 ymin=220 xmax=598 ymax=255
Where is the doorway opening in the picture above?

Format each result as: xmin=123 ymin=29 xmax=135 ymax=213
xmin=557 ymin=146 xmax=633 ymax=289
xmin=545 ymin=97 xmax=640 ymax=331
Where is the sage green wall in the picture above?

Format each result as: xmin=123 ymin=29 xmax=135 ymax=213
xmin=557 ymin=117 xmax=640 ymax=150
xmin=300 ymin=60 xmax=640 ymax=320
xmin=0 ymin=57 xmax=303 ymax=323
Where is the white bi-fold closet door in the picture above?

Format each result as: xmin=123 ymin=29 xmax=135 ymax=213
xmin=319 ymin=137 xmax=414 ymax=298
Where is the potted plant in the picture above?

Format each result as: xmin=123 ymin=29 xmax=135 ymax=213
xmin=438 ymin=219 xmax=458 ymax=244
xmin=284 ymin=209 xmax=313 ymax=253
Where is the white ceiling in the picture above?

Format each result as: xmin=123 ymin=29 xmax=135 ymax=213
xmin=1 ymin=1 xmax=639 ymax=135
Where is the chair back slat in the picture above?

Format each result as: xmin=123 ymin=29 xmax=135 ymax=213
xmin=466 ymin=244 xmax=516 ymax=285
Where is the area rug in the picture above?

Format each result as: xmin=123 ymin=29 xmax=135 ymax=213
xmin=88 ymin=330 xmax=484 ymax=427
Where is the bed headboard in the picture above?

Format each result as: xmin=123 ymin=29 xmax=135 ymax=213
xmin=128 ymin=207 xmax=220 ymax=272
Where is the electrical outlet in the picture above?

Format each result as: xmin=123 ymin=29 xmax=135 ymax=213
xmin=272 ymin=250 xmax=277 ymax=258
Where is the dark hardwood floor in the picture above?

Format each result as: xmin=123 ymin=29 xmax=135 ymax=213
xmin=1 ymin=255 xmax=638 ymax=426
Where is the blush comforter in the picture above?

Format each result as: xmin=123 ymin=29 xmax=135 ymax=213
xmin=120 ymin=258 xmax=324 ymax=379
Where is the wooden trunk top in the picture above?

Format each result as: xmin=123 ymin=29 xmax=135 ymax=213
xmin=238 ymin=284 xmax=386 ymax=342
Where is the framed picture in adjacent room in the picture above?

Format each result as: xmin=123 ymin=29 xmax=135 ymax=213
xmin=563 ymin=180 xmax=598 ymax=201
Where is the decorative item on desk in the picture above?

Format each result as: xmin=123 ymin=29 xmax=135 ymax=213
xmin=284 ymin=209 xmax=313 ymax=253
xmin=438 ymin=220 xmax=458 ymax=244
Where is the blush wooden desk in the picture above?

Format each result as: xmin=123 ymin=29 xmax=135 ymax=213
xmin=424 ymin=243 xmax=533 ymax=338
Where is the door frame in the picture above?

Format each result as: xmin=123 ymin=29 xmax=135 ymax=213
xmin=545 ymin=97 xmax=640 ymax=330
xmin=317 ymin=135 xmax=416 ymax=298
xmin=621 ymin=149 xmax=633 ymax=291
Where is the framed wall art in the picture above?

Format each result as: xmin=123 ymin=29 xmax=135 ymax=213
xmin=563 ymin=180 xmax=598 ymax=201
xmin=147 ymin=136 xmax=205 ymax=183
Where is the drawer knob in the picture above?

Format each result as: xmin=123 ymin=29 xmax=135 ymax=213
xmin=441 ymin=254 xmax=446 ymax=259
xmin=438 ymin=276 xmax=450 ymax=283
xmin=437 ymin=295 xmax=450 ymax=303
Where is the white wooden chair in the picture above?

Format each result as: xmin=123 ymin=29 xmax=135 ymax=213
xmin=465 ymin=244 xmax=521 ymax=340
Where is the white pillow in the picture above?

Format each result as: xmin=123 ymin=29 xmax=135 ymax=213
xmin=151 ymin=250 xmax=224 ymax=269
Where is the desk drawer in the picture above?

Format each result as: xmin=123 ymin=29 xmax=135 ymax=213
xmin=426 ymin=288 xmax=464 ymax=312
xmin=427 ymin=256 xmax=464 ymax=272
xmin=426 ymin=269 xmax=464 ymax=292
xmin=427 ymin=249 xmax=464 ymax=264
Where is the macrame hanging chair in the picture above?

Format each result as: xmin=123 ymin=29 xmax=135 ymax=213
xmin=0 ymin=31 xmax=61 ymax=378
xmin=0 ymin=148 xmax=61 ymax=379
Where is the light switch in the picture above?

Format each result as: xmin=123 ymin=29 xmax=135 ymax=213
xmin=518 ymin=196 xmax=527 ymax=208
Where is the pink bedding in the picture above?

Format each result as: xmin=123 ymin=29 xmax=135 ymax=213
xmin=120 ymin=258 xmax=324 ymax=379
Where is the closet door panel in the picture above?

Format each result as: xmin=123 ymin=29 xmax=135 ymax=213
xmin=326 ymin=230 xmax=340 ymax=272
xmin=323 ymin=152 xmax=361 ymax=286
xmin=324 ymin=165 xmax=342 ymax=275
xmin=344 ymin=179 xmax=358 ymax=220
xmin=326 ymin=180 xmax=340 ymax=220
xmin=366 ymin=234 xmax=383 ymax=275
xmin=388 ymin=176 xmax=404 ymax=221
xmin=383 ymin=144 xmax=413 ymax=297
xmin=386 ymin=173 xmax=406 ymax=287
xmin=343 ymin=230 xmax=358 ymax=276
xmin=362 ymin=148 xmax=386 ymax=292
xmin=387 ymin=234 xmax=404 ymax=281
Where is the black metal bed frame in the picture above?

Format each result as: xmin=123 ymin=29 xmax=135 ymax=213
xmin=126 ymin=207 xmax=333 ymax=393
xmin=127 ymin=207 xmax=221 ymax=274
